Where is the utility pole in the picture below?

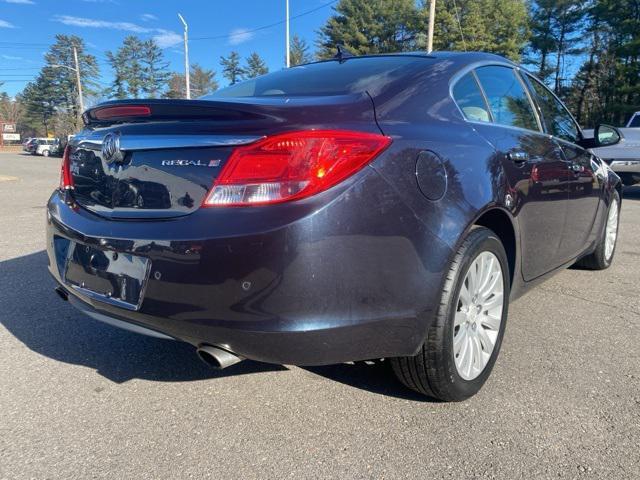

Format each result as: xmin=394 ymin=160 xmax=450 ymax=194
xmin=427 ymin=0 xmax=436 ymax=53
xmin=52 ymin=49 xmax=84 ymax=124
xmin=72 ymin=46 xmax=84 ymax=116
xmin=285 ymin=0 xmax=290 ymax=68
xmin=178 ymin=13 xmax=190 ymax=99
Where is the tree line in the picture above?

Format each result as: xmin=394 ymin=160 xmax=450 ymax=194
xmin=10 ymin=32 xmax=311 ymax=137
xmin=4 ymin=0 xmax=638 ymax=138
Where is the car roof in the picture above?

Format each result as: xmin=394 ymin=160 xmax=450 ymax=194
xmin=307 ymin=50 xmax=516 ymax=67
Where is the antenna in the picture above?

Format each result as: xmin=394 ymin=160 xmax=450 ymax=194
xmin=452 ymin=0 xmax=467 ymax=51
xmin=334 ymin=45 xmax=355 ymax=63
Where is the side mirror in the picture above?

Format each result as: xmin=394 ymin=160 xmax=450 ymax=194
xmin=595 ymin=124 xmax=622 ymax=147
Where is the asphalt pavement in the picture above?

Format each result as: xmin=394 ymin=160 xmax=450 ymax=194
xmin=1 ymin=152 xmax=638 ymax=479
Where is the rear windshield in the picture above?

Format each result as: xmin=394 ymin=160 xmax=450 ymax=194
xmin=206 ymin=56 xmax=425 ymax=98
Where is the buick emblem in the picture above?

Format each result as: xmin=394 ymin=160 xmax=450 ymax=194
xmin=102 ymin=132 xmax=124 ymax=163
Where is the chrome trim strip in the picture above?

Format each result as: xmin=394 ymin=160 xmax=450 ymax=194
xmin=68 ymin=295 xmax=175 ymax=340
xmin=71 ymin=133 xmax=263 ymax=151
xmin=70 ymin=284 xmax=141 ymax=311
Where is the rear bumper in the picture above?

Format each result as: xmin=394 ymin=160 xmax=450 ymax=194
xmin=46 ymin=170 xmax=452 ymax=365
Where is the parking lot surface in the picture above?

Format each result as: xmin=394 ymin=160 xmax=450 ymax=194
xmin=1 ymin=153 xmax=639 ymax=479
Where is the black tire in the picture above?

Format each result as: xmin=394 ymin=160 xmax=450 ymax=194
xmin=575 ymin=190 xmax=620 ymax=270
xmin=391 ymin=227 xmax=510 ymax=401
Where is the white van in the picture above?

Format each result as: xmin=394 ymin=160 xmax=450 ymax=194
xmin=32 ymin=138 xmax=59 ymax=157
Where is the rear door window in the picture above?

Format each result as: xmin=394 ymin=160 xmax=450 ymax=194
xmin=452 ymin=72 xmax=491 ymax=123
xmin=524 ymin=74 xmax=580 ymax=143
xmin=474 ymin=66 xmax=539 ymax=132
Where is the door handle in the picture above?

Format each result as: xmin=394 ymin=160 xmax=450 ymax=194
xmin=507 ymin=150 xmax=529 ymax=164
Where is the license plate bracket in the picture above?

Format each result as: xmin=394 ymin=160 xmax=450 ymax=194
xmin=64 ymin=243 xmax=150 ymax=311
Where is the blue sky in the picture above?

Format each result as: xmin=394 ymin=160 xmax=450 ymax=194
xmin=0 ymin=0 xmax=337 ymax=97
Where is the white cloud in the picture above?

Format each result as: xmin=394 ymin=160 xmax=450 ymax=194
xmin=53 ymin=15 xmax=151 ymax=33
xmin=153 ymin=30 xmax=182 ymax=48
xmin=228 ymin=28 xmax=254 ymax=46
xmin=0 ymin=19 xmax=16 ymax=28
xmin=52 ymin=15 xmax=181 ymax=48
xmin=5 ymin=0 xmax=35 ymax=4
xmin=140 ymin=13 xmax=158 ymax=22
xmin=1 ymin=54 xmax=23 ymax=60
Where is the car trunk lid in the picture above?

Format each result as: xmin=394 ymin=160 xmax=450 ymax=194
xmin=69 ymin=94 xmax=377 ymax=219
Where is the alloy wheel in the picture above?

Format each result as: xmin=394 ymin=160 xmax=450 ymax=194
xmin=453 ymin=251 xmax=504 ymax=381
xmin=604 ymin=198 xmax=619 ymax=261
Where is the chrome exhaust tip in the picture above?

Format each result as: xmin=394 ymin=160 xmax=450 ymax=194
xmin=196 ymin=345 xmax=243 ymax=370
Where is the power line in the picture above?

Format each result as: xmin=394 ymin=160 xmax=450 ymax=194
xmin=0 ymin=41 xmax=51 ymax=46
xmin=190 ymin=0 xmax=337 ymax=41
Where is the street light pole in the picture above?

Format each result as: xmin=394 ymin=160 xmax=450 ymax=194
xmin=178 ymin=13 xmax=190 ymax=99
xmin=285 ymin=0 xmax=290 ymax=68
xmin=427 ymin=0 xmax=436 ymax=53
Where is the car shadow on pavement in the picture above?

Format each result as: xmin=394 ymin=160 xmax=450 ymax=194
xmin=303 ymin=362 xmax=432 ymax=402
xmin=0 ymin=250 xmax=286 ymax=384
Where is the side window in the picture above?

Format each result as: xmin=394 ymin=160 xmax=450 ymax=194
xmin=474 ymin=66 xmax=539 ymax=132
xmin=525 ymin=75 xmax=579 ymax=143
xmin=452 ymin=73 xmax=491 ymax=123
xmin=629 ymin=115 xmax=640 ymax=128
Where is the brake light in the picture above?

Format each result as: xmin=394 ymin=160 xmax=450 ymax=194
xmin=59 ymin=145 xmax=74 ymax=190
xmin=203 ymin=130 xmax=391 ymax=207
xmin=93 ymin=105 xmax=151 ymax=120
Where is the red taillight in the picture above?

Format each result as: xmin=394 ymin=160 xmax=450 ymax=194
xmin=202 ymin=130 xmax=392 ymax=207
xmin=93 ymin=105 xmax=151 ymax=120
xmin=59 ymin=145 xmax=74 ymax=190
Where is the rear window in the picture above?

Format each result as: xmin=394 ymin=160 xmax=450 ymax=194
xmin=206 ymin=56 xmax=425 ymax=98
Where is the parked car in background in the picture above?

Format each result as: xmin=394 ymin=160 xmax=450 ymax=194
xmin=626 ymin=111 xmax=640 ymax=128
xmin=32 ymin=138 xmax=60 ymax=157
xmin=23 ymin=138 xmax=39 ymax=153
xmin=586 ymin=127 xmax=640 ymax=185
xmin=47 ymin=52 xmax=623 ymax=401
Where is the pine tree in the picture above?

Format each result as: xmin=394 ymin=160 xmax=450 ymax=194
xmin=106 ymin=48 xmax=129 ymax=99
xmin=141 ymin=39 xmax=170 ymax=98
xmin=107 ymin=36 xmax=169 ymax=98
xmin=428 ymin=0 xmax=530 ymax=61
xmin=526 ymin=1 xmax=586 ymax=91
xmin=163 ymin=73 xmax=186 ymax=99
xmin=220 ymin=51 xmax=245 ymax=85
xmin=18 ymin=76 xmax=57 ymax=136
xmin=20 ymin=35 xmax=99 ymax=133
xmin=245 ymin=53 xmax=269 ymax=78
xmin=289 ymin=35 xmax=313 ymax=66
xmin=317 ymin=0 xmax=422 ymax=58
xmin=190 ymin=64 xmax=218 ymax=97
xmin=564 ymin=0 xmax=640 ymax=126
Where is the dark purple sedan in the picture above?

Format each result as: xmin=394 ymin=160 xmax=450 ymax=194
xmin=47 ymin=52 xmax=623 ymax=401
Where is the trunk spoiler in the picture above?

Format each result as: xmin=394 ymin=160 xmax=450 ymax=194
xmin=82 ymin=94 xmax=377 ymax=129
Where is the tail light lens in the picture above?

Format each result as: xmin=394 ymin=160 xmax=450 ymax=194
xmin=203 ymin=130 xmax=391 ymax=207
xmin=59 ymin=145 xmax=74 ymax=190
